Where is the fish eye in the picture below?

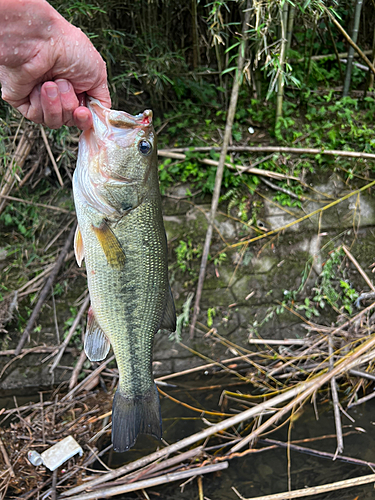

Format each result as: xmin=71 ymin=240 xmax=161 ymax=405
xmin=138 ymin=140 xmax=152 ymax=156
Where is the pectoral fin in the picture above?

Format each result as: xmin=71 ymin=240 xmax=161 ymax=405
xmin=160 ymin=285 xmax=176 ymax=332
xmin=84 ymin=307 xmax=111 ymax=362
xmin=74 ymin=226 xmax=85 ymax=267
xmin=92 ymin=220 xmax=126 ymax=270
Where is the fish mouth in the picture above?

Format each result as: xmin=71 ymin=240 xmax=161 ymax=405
xmin=87 ymin=98 xmax=153 ymax=144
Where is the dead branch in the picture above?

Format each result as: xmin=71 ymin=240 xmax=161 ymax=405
xmin=62 ymin=462 xmax=228 ymax=500
xmin=159 ymin=146 xmax=375 ymax=160
xmin=14 ymin=223 xmax=77 ymax=356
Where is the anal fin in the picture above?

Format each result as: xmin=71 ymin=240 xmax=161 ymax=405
xmin=84 ymin=306 xmax=111 ymax=362
xmin=160 ymin=285 xmax=176 ymax=332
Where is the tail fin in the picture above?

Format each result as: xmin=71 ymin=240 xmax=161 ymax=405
xmin=111 ymin=384 xmax=162 ymax=452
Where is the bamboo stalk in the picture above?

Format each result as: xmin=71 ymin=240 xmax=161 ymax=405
xmin=232 ymin=474 xmax=375 ymax=500
xmin=324 ymin=6 xmax=375 ymax=76
xmin=286 ymin=5 xmax=295 ymax=52
xmin=275 ymin=0 xmax=289 ymax=124
xmin=343 ymin=0 xmax=363 ymax=96
xmin=189 ymin=0 xmax=252 ymax=338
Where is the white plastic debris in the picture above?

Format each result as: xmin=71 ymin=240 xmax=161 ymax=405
xmin=28 ymin=436 xmax=83 ymax=471
xmin=27 ymin=450 xmax=43 ymax=466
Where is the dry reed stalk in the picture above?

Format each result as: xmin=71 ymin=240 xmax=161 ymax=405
xmin=40 ymin=126 xmax=64 ymax=186
xmin=233 ymin=473 xmax=375 ymax=500
xmin=0 ymin=126 xmax=37 ymax=215
xmin=63 ymin=462 xmax=229 ymax=500
xmin=230 ymin=333 xmax=375 ymax=453
xmin=328 ymin=337 xmax=343 ymax=456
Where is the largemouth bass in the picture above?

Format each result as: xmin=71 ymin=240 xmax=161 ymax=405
xmin=73 ymin=98 xmax=176 ymax=452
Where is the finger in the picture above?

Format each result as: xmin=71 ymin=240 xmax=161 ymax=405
xmin=40 ymin=82 xmax=63 ymax=129
xmin=73 ymin=106 xmax=93 ymax=131
xmin=55 ymin=79 xmax=79 ymax=126
xmin=25 ymin=84 xmax=44 ymax=124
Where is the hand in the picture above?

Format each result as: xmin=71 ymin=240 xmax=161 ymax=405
xmin=0 ymin=0 xmax=111 ymax=129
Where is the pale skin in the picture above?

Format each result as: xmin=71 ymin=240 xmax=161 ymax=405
xmin=0 ymin=0 xmax=111 ymax=129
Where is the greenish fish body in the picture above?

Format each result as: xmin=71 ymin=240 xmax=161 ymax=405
xmin=73 ymin=98 xmax=176 ymax=452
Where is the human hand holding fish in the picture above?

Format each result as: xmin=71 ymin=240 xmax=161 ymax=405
xmin=0 ymin=0 xmax=110 ymax=130
xmin=73 ymin=98 xmax=176 ymax=452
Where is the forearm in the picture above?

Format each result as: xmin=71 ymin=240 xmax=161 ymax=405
xmin=0 ymin=0 xmax=69 ymax=67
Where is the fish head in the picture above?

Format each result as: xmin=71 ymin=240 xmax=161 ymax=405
xmin=76 ymin=98 xmax=157 ymax=216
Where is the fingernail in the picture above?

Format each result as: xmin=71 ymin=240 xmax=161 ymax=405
xmin=45 ymin=84 xmax=58 ymax=98
xmin=56 ymin=80 xmax=70 ymax=93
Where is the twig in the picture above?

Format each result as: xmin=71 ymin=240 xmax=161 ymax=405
xmin=259 ymin=438 xmax=375 ymax=468
xmin=349 ymin=368 xmax=375 ymax=382
xmin=0 ymin=194 xmax=72 ymax=213
xmin=69 ymin=349 xmax=88 ymax=390
xmin=189 ymin=1 xmax=252 ymax=338
xmin=232 ymin=473 xmax=375 ymax=500
xmin=259 ymin=177 xmax=305 ymax=201
xmin=50 ymin=294 xmax=90 ymax=374
xmin=159 ymin=146 xmax=375 ymax=160
xmin=14 ymin=223 xmax=77 ymax=356
xmin=342 ymin=245 xmax=375 ymax=292
xmin=51 ymin=469 xmax=58 ymax=500
xmin=0 ymin=438 xmax=14 ymax=478
xmin=156 ymin=352 xmax=259 ymax=381
xmin=248 ymin=339 xmax=306 ymax=346
xmin=40 ymin=126 xmax=64 ymax=186
xmin=328 ymin=337 xmax=343 ymax=457
xmin=61 ymin=462 xmax=229 ymax=500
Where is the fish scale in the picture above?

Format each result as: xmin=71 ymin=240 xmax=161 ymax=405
xmin=73 ymin=98 xmax=176 ymax=452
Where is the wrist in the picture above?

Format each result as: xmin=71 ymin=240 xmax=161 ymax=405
xmin=0 ymin=0 xmax=68 ymax=67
